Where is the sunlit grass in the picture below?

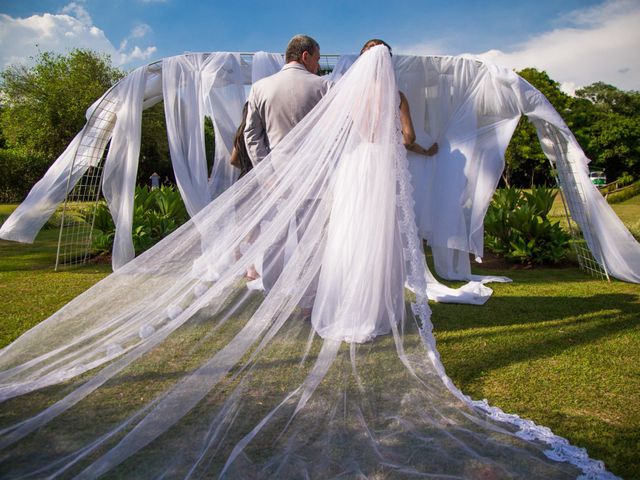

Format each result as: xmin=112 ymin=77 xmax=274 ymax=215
xmin=1 ymin=202 xmax=639 ymax=478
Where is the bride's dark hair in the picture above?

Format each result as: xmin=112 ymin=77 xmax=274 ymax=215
xmin=360 ymin=39 xmax=392 ymax=56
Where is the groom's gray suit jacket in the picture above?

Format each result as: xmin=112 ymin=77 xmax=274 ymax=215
xmin=244 ymin=63 xmax=331 ymax=164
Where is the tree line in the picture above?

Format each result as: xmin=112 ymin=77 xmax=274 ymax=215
xmin=0 ymin=49 xmax=638 ymax=202
xmin=505 ymin=68 xmax=639 ymax=187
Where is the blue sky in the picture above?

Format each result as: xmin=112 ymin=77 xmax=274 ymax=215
xmin=1 ymin=0 xmax=638 ymax=92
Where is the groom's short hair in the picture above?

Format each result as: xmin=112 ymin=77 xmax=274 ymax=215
xmin=286 ymin=35 xmax=319 ymax=63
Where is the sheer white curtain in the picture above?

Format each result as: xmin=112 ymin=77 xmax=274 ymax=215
xmin=102 ymin=66 xmax=148 ymax=270
xmin=515 ymin=74 xmax=640 ymax=283
xmin=0 ymin=130 xmax=88 ymax=243
xmin=164 ymin=54 xmax=220 ymax=216
xmin=251 ymin=51 xmax=284 ymax=84
xmin=202 ymin=53 xmax=246 ymax=200
xmin=395 ymin=55 xmax=640 ymax=284
xmin=1 ymin=51 xmax=637 ymax=284
xmin=204 ymin=51 xmax=284 ymax=201
xmin=164 ymin=51 xmax=285 ymax=213
xmin=395 ymin=55 xmax=516 ymax=281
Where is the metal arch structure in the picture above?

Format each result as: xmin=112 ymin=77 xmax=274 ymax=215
xmin=54 ymin=90 xmax=119 ymax=270
xmin=55 ymin=53 xmax=610 ymax=281
xmin=53 ymin=53 xmax=341 ymax=271
xmin=541 ymin=122 xmax=610 ymax=281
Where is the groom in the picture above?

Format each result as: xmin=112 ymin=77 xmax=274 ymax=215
xmin=244 ymin=34 xmax=331 ymax=164
xmin=243 ymin=35 xmax=330 ymax=295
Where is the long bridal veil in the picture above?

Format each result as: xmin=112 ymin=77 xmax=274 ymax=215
xmin=0 ymin=46 xmax=613 ymax=478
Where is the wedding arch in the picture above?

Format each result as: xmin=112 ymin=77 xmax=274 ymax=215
xmin=0 ymin=51 xmax=638 ymax=284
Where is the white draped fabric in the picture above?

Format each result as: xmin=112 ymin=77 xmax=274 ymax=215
xmin=0 ymin=46 xmax=618 ymax=479
xmin=397 ymin=56 xmax=520 ymax=281
xmin=164 ymin=51 xmax=282 ymax=207
xmin=251 ymin=51 xmax=284 ymax=84
xmin=102 ymin=66 xmax=148 ymax=270
xmin=517 ymin=76 xmax=640 ymax=283
xmin=1 ymin=51 xmax=638 ymax=283
xmin=394 ymin=55 xmax=640 ymax=284
xmin=0 ymin=67 xmax=150 ymax=245
xmin=163 ymin=53 xmax=245 ymax=214
xmin=0 ymin=65 xmax=157 ymax=267
xmin=203 ymin=53 xmax=246 ymax=200
xmin=162 ymin=54 xmax=213 ymax=217
xmin=0 ymin=131 xmax=87 ymax=243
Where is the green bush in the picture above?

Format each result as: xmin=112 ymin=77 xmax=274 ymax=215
xmin=0 ymin=149 xmax=50 ymax=203
xmin=606 ymin=180 xmax=640 ymax=204
xmin=617 ymin=173 xmax=635 ymax=187
xmin=484 ymin=187 xmax=571 ymax=264
xmin=85 ymin=185 xmax=189 ymax=255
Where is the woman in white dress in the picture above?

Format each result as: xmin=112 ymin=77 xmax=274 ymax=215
xmin=312 ymin=39 xmax=438 ymax=343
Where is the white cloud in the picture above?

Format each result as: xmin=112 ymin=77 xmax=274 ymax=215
xmin=401 ymin=0 xmax=640 ymax=94
xmin=0 ymin=4 xmax=157 ymax=70
xmin=131 ymin=23 xmax=152 ymax=38
xmin=472 ymin=0 xmax=640 ymax=93
xmin=60 ymin=1 xmax=92 ymax=27
xmin=117 ymin=45 xmax=157 ymax=64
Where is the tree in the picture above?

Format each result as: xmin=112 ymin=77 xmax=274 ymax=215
xmin=503 ymin=68 xmax=571 ymax=187
xmin=573 ymin=83 xmax=640 ymax=180
xmin=136 ymin=107 xmax=215 ymax=187
xmin=0 ymin=49 xmax=123 ymax=159
xmin=576 ymin=82 xmax=640 ymax=117
xmin=137 ymin=102 xmax=173 ymax=187
xmin=579 ymin=113 xmax=640 ymax=180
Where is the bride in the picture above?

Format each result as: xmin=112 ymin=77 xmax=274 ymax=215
xmin=312 ymin=38 xmax=437 ymax=343
xmin=0 ymin=45 xmax=613 ymax=478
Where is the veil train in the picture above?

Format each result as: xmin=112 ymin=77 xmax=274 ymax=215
xmin=0 ymin=46 xmax=616 ymax=479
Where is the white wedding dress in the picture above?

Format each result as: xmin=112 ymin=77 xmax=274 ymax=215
xmin=0 ymin=46 xmax=617 ymax=479
xmin=312 ymin=140 xmax=405 ymax=343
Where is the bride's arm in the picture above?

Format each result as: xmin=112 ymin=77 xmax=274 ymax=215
xmin=399 ymin=91 xmax=438 ymax=156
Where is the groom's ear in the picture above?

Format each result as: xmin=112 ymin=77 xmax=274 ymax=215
xmin=301 ymin=51 xmax=310 ymax=63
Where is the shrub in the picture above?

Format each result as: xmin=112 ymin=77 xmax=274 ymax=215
xmin=617 ymin=173 xmax=635 ymax=187
xmin=484 ymin=187 xmax=571 ymax=264
xmin=85 ymin=185 xmax=188 ymax=256
xmin=0 ymin=149 xmax=50 ymax=203
xmin=606 ymin=180 xmax=640 ymax=204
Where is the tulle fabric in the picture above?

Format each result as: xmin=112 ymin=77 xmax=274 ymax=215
xmin=0 ymin=46 xmax=614 ymax=479
xmin=312 ymin=142 xmax=404 ymax=343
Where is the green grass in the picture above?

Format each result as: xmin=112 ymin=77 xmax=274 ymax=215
xmin=430 ymin=265 xmax=640 ymax=478
xmin=0 ymin=207 xmax=112 ymax=346
xmin=1 ymin=203 xmax=639 ymax=478
xmin=547 ymin=189 xmax=640 ymax=241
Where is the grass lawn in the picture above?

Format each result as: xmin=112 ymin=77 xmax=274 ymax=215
xmin=609 ymin=193 xmax=640 ymax=238
xmin=549 ymin=188 xmax=640 ymax=240
xmin=1 ymin=202 xmax=639 ymax=478
xmin=430 ymin=266 xmax=639 ymax=478
xmin=0 ymin=205 xmax=112 ymax=346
